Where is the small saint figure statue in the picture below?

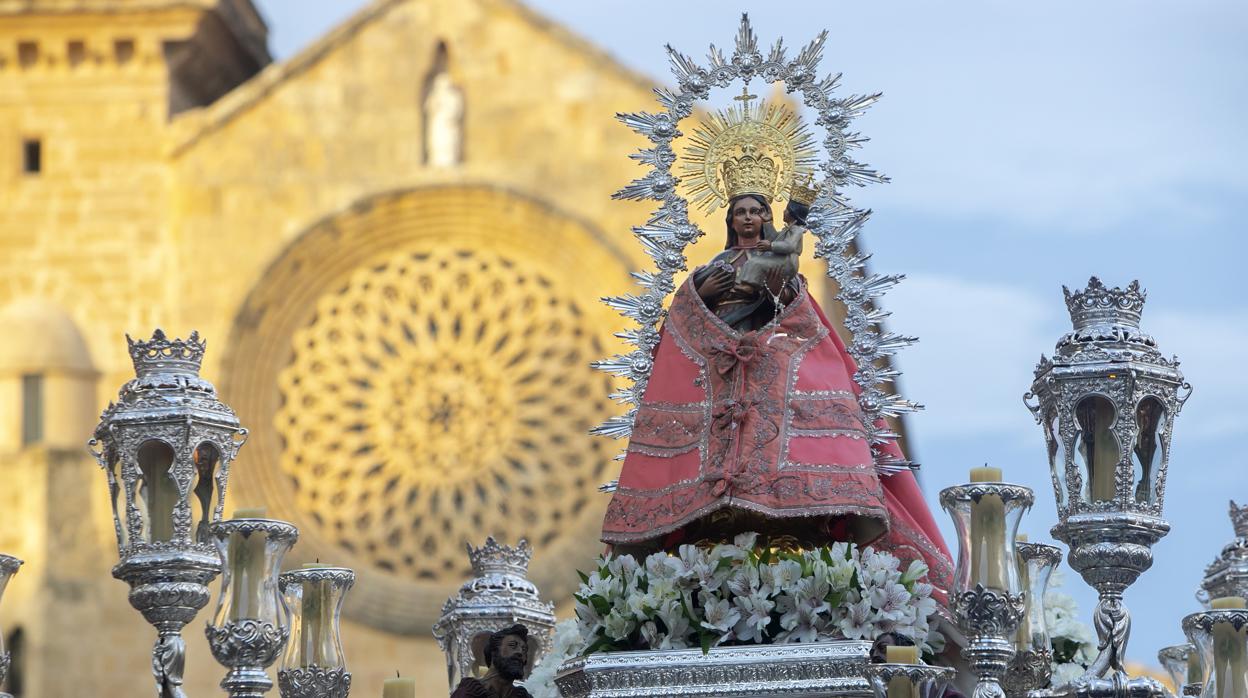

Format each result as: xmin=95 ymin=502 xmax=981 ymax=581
xmin=451 ymin=624 xmax=532 ymax=698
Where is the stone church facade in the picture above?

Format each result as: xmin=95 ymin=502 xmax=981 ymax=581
xmin=0 ymin=0 xmax=841 ymax=695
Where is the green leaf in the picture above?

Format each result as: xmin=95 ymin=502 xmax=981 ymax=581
xmin=700 ymin=629 xmax=714 ymax=655
xmin=577 ymin=569 xmax=589 ymax=585
xmin=590 ymin=595 xmax=611 ymax=616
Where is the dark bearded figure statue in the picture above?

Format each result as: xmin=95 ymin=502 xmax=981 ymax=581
xmin=451 ymin=625 xmax=532 ymax=698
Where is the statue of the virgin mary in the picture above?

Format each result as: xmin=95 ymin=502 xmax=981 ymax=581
xmin=599 ymin=93 xmax=953 ymax=600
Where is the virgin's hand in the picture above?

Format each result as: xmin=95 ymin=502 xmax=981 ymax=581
xmin=756 ymin=239 xmax=772 ymax=251
xmin=697 ymin=269 xmax=734 ymax=303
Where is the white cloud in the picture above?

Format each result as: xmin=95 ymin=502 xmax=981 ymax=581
xmin=885 ymin=273 xmax=1063 ymax=441
xmin=1146 ymin=309 xmax=1248 ymax=442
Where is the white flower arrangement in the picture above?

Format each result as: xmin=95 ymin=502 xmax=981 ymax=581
xmin=521 ymin=619 xmax=582 ymax=698
xmin=1044 ymin=568 xmax=1097 ymax=684
xmin=572 ymin=532 xmax=944 ymax=657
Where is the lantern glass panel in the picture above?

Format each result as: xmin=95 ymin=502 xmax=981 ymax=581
xmin=1132 ymin=397 xmax=1165 ymax=504
xmin=106 ymin=449 xmax=129 ymax=549
xmin=137 ymin=439 xmax=180 ymax=542
xmin=1045 ymin=408 xmax=1067 ymax=509
xmin=1074 ymin=395 xmax=1120 ymax=503
xmin=192 ymin=442 xmax=219 ymax=542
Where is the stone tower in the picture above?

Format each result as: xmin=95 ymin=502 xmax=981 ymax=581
xmin=0 ymin=3 xmax=268 ymax=695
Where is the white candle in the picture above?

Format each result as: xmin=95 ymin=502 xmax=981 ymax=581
xmin=885 ymin=645 xmax=919 ymax=698
xmin=969 ymin=467 xmax=1007 ymax=590
xmin=1213 ymin=597 xmax=1248 ymax=698
xmin=300 ymin=563 xmax=334 ymax=666
xmin=382 ymin=676 xmax=415 ymax=698
xmin=1014 ymin=534 xmax=1031 ymax=650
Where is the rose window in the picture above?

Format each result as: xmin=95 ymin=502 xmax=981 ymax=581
xmin=275 ymin=247 xmax=615 ymax=581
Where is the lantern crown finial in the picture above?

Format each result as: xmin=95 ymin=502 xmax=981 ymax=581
xmin=466 ymin=537 xmax=532 ymax=578
xmin=126 ymin=328 xmax=206 ymax=377
xmin=1231 ymin=501 xmax=1248 ymax=539
xmin=1062 ymin=277 xmax=1147 ymax=332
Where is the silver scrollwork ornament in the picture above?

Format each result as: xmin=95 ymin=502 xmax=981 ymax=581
xmin=278 ymin=667 xmax=352 ymax=698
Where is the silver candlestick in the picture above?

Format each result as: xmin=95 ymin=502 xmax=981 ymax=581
xmin=865 ymin=663 xmax=957 ymax=698
xmin=941 ymin=481 xmax=1034 ymax=698
xmin=277 ymin=566 xmax=355 ymax=698
xmin=1004 ymin=542 xmax=1062 ymax=697
xmin=1158 ymin=643 xmax=1200 ymax=698
xmin=206 ymin=518 xmax=299 ymax=698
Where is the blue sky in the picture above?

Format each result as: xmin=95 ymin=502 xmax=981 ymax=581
xmin=256 ymin=0 xmax=1248 ymax=664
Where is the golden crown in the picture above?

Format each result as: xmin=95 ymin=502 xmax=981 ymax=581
xmin=679 ymin=87 xmax=817 ymax=212
xmin=720 ymin=145 xmax=779 ymax=202
xmin=789 ymin=173 xmax=820 ymax=206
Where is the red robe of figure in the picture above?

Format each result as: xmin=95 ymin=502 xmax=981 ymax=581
xmin=601 ymin=220 xmax=953 ymax=602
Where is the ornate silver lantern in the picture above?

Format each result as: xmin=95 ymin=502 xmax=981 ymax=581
xmin=1200 ymin=502 xmax=1248 ymax=605
xmin=1025 ymin=278 xmax=1191 ymax=698
xmin=0 ymin=554 xmax=22 ymax=698
xmin=432 ymin=538 xmax=555 ymax=690
xmin=89 ymin=330 xmax=248 ymax=697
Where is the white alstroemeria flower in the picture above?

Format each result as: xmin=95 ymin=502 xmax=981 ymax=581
xmin=585 ymin=572 xmax=621 ymax=600
xmin=828 ymin=558 xmax=856 ymax=590
xmin=673 ymin=545 xmax=705 ymax=588
xmin=869 ymin=582 xmax=912 ymax=623
xmin=734 ymin=532 xmax=759 ymax=549
xmin=639 ymin=620 xmax=665 ymax=649
xmin=727 ymin=561 xmax=764 ymax=598
xmin=794 ymin=574 xmax=831 ymax=606
xmin=699 ymin=592 xmax=741 ymax=643
xmin=926 ymin=626 xmax=947 ymax=654
xmin=900 ymin=559 xmax=929 ymax=585
xmin=603 ymin=609 xmax=635 ymax=642
xmin=777 ymin=600 xmax=821 ymax=643
xmin=839 ymin=597 xmax=874 ymax=640
xmin=911 ymin=592 xmax=938 ymax=627
xmin=859 ymin=548 xmax=902 ymax=588
xmin=645 ymin=575 xmax=679 ymax=606
xmin=625 ymin=590 xmax=652 ymax=622
xmin=690 ymin=558 xmax=729 ymax=593
xmin=607 ymin=554 xmax=640 ymax=582
xmin=645 ymin=551 xmax=680 ymax=581
xmin=732 ymin=592 xmax=775 ymax=644
xmin=575 ymin=597 xmax=603 ymax=627
xmin=771 ymin=559 xmax=804 ymax=591
xmin=657 ymin=600 xmax=692 ymax=648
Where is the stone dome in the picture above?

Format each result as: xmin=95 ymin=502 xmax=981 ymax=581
xmin=0 ymin=298 xmax=95 ymax=374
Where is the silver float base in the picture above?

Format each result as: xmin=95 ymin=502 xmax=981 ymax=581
xmin=554 ymin=641 xmax=872 ymax=698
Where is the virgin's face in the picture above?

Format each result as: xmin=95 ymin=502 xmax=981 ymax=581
xmin=731 ymin=196 xmax=769 ymax=238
